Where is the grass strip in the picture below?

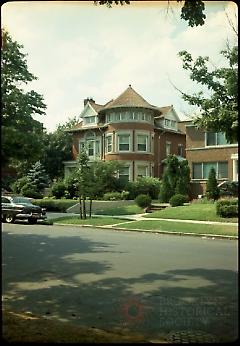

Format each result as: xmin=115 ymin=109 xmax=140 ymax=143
xmin=53 ymin=216 xmax=128 ymax=226
xmin=94 ymin=205 xmax=143 ymax=215
xmin=119 ymin=220 xmax=238 ymax=236
xmin=144 ymin=204 xmax=238 ymax=223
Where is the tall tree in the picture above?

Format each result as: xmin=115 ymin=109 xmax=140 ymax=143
xmin=178 ymin=43 xmax=238 ymax=143
xmin=27 ymin=161 xmax=49 ymax=193
xmin=159 ymin=155 xmax=190 ymax=202
xmin=94 ymin=0 xmax=206 ymax=27
xmin=1 ymin=30 xmax=46 ymax=174
xmin=41 ymin=116 xmax=79 ymax=180
xmin=74 ymin=151 xmax=93 ymax=219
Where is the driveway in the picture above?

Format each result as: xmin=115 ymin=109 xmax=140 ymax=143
xmin=2 ymin=223 xmax=238 ymax=342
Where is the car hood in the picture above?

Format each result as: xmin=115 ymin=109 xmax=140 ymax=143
xmin=15 ymin=203 xmax=41 ymax=209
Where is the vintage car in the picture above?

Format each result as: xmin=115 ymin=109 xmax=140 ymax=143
xmin=1 ymin=195 xmax=47 ymax=224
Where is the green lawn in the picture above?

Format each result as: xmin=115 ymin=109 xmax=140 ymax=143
xmin=119 ymin=220 xmax=238 ymax=237
xmin=144 ymin=203 xmax=238 ymax=223
xmin=94 ymin=205 xmax=143 ymax=215
xmin=53 ymin=216 xmax=128 ymax=226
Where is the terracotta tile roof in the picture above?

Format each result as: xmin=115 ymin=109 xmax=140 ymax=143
xmin=100 ymin=85 xmax=158 ymax=111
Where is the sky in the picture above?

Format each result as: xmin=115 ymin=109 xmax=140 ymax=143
xmin=2 ymin=1 xmax=238 ymax=133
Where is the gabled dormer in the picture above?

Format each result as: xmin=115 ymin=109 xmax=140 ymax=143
xmin=80 ymin=99 xmax=98 ymax=127
xmin=154 ymin=106 xmax=180 ymax=131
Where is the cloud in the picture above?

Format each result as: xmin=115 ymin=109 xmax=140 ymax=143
xmin=2 ymin=1 xmax=237 ymax=131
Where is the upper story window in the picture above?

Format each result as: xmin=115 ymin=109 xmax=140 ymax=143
xmin=106 ymin=135 xmax=113 ymax=153
xmin=178 ymin=144 xmax=184 ymax=156
xmin=164 ymin=119 xmax=171 ymax=127
xmin=164 ymin=118 xmax=177 ymax=130
xmin=79 ymin=135 xmax=100 ymax=158
xmin=83 ymin=116 xmax=96 ymax=125
xmin=118 ymin=134 xmax=130 ymax=151
xmin=137 ymin=134 xmax=148 ymax=152
xmin=206 ymin=132 xmax=229 ymax=146
xmin=105 ymin=110 xmax=153 ymax=124
xmin=166 ymin=141 xmax=171 ymax=156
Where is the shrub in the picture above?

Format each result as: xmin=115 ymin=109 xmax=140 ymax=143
xmin=11 ymin=176 xmax=29 ymax=194
xmin=64 ymin=175 xmax=78 ymax=199
xmin=191 ymin=197 xmax=215 ymax=204
xmin=169 ymin=194 xmax=188 ymax=207
xmin=206 ymin=168 xmax=220 ymax=200
xmin=21 ymin=183 xmax=43 ymax=199
xmin=159 ymin=178 xmax=174 ymax=202
xmin=135 ymin=194 xmax=152 ymax=208
xmin=219 ymin=181 xmax=238 ymax=197
xmin=51 ymin=180 xmax=66 ymax=199
xmin=127 ymin=177 xmax=161 ymax=199
xmin=32 ymin=199 xmax=77 ymax=212
xmin=103 ymin=192 xmax=122 ymax=201
xmin=216 ymin=199 xmax=238 ymax=217
xmin=121 ymin=191 xmax=130 ymax=200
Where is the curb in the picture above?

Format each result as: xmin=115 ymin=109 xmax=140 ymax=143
xmin=53 ymin=223 xmax=238 ymax=240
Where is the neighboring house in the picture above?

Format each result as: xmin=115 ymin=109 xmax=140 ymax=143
xmin=182 ymin=121 xmax=238 ymax=198
xmin=64 ymin=85 xmax=186 ymax=181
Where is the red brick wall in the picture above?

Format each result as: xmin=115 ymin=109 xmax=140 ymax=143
xmin=186 ymin=126 xmax=205 ymax=148
xmin=154 ymin=130 xmax=186 ymax=178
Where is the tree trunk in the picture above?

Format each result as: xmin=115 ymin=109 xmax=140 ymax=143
xmin=83 ymin=196 xmax=86 ymax=219
xmin=89 ymin=199 xmax=92 ymax=218
xmin=79 ymin=196 xmax=82 ymax=219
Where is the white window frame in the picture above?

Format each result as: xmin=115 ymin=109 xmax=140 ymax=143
xmin=205 ymin=132 xmax=232 ymax=147
xmin=105 ymin=133 xmax=113 ymax=154
xmin=178 ymin=144 xmax=184 ymax=156
xmin=137 ymin=165 xmax=148 ymax=178
xmin=166 ymin=141 xmax=171 ymax=156
xmin=192 ymin=161 xmax=228 ymax=180
xmin=116 ymin=131 xmax=133 ymax=152
xmin=136 ymin=133 xmax=149 ymax=152
xmin=118 ymin=165 xmax=130 ymax=182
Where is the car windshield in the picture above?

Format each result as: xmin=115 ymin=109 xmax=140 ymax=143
xmin=12 ymin=197 xmax=32 ymax=204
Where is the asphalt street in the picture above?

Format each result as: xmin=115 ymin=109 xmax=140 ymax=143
xmin=2 ymin=222 xmax=238 ymax=342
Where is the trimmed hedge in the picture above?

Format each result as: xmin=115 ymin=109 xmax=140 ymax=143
xmin=103 ymin=192 xmax=122 ymax=201
xmin=169 ymin=194 xmax=188 ymax=207
xmin=33 ymin=199 xmax=77 ymax=212
xmin=102 ymin=191 xmax=130 ymax=201
xmin=135 ymin=194 xmax=152 ymax=208
xmin=216 ymin=199 xmax=238 ymax=218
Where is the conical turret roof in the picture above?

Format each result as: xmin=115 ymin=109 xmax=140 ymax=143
xmin=100 ymin=85 xmax=158 ymax=111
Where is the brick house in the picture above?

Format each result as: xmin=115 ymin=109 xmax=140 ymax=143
xmin=181 ymin=121 xmax=238 ymax=198
xmin=64 ymin=85 xmax=186 ymax=181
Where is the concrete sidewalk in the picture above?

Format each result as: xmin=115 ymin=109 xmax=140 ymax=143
xmin=47 ymin=212 xmax=238 ymax=226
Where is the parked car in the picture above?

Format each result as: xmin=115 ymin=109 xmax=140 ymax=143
xmin=1 ymin=195 xmax=47 ymax=224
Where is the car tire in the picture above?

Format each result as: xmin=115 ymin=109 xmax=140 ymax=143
xmin=5 ymin=215 xmax=15 ymax=223
xmin=28 ymin=218 xmax=38 ymax=224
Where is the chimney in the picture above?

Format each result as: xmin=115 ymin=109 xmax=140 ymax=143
xmin=84 ymin=98 xmax=89 ymax=107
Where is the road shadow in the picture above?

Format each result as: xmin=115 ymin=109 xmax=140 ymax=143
xmin=2 ymin=230 xmax=238 ymax=342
